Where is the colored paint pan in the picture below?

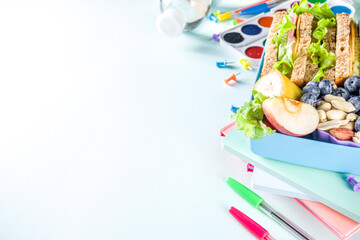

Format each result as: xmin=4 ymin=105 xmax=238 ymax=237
xmin=241 ymin=24 xmax=262 ymax=35
xmin=258 ymin=16 xmax=273 ymax=28
xmin=331 ymin=6 xmax=351 ymax=15
xmin=223 ymin=32 xmax=244 ymax=44
xmin=245 ymin=46 xmax=263 ymax=59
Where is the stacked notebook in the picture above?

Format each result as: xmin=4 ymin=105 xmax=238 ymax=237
xmin=221 ymin=122 xmax=360 ymax=239
xmin=252 ymin=168 xmax=360 ymax=240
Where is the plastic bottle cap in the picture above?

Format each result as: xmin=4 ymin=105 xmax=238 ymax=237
xmin=156 ymin=8 xmax=186 ymax=38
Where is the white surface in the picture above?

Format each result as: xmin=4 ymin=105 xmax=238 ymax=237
xmin=252 ymin=167 xmax=317 ymax=201
xmin=0 ymin=0 xmax=359 ymax=239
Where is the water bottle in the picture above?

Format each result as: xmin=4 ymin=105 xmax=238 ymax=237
xmin=156 ymin=0 xmax=212 ymax=38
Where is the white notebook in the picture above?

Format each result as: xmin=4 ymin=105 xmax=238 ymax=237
xmin=251 ymin=167 xmax=317 ymax=202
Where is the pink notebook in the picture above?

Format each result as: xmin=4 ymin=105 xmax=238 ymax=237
xmin=295 ymin=199 xmax=360 ymax=239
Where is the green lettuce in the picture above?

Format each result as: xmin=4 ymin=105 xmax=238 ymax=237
xmin=292 ymin=0 xmax=335 ymax=20
xmin=308 ymin=18 xmax=336 ymax=82
xmin=308 ymin=42 xmax=336 ymax=82
xmin=272 ymin=14 xmax=296 ymax=75
xmin=312 ymin=18 xmax=336 ymax=42
xmin=233 ymin=90 xmax=275 ymax=139
xmin=273 ymin=41 xmax=295 ymax=75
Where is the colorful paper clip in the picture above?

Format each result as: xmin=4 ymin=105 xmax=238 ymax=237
xmin=218 ymin=11 xmax=233 ymax=22
xmin=213 ymin=10 xmax=221 ymax=16
xmin=224 ymin=72 xmax=240 ymax=85
xmin=231 ymin=105 xmax=239 ymax=113
xmin=240 ymin=59 xmax=253 ymax=70
xmin=208 ymin=13 xmax=219 ymax=23
xmin=217 ymin=59 xmax=253 ymax=70
xmin=232 ymin=17 xmax=245 ymax=25
xmin=217 ymin=60 xmax=234 ymax=68
xmin=347 ymin=175 xmax=360 ymax=192
xmin=247 ymin=163 xmax=254 ymax=173
xmin=209 ymin=33 xmax=221 ymax=42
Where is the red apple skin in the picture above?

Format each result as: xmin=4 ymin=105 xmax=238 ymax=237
xmin=264 ymin=109 xmax=306 ymax=137
xmin=262 ymin=97 xmax=319 ymax=137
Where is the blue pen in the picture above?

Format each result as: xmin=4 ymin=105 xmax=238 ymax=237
xmin=237 ymin=3 xmax=272 ymax=15
xmin=237 ymin=0 xmax=285 ymax=16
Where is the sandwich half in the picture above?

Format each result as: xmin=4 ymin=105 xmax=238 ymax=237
xmin=290 ymin=13 xmax=319 ymax=87
xmin=261 ymin=10 xmax=288 ymax=77
xmin=335 ymin=13 xmax=351 ymax=86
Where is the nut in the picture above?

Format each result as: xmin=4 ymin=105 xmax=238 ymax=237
xmin=331 ymin=100 xmax=356 ymax=113
xmin=355 ymin=131 xmax=360 ymax=139
xmin=346 ymin=113 xmax=359 ymax=121
xmin=317 ymin=110 xmax=327 ymax=123
xmin=353 ymin=136 xmax=360 ymax=144
xmin=340 ymin=121 xmax=355 ymax=130
xmin=317 ymin=119 xmax=349 ymax=131
xmin=317 ymin=102 xmax=331 ymax=112
xmin=326 ymin=110 xmax=347 ymax=120
xmin=330 ymin=128 xmax=354 ymax=140
xmin=317 ymin=100 xmax=326 ymax=107
xmin=324 ymin=94 xmax=345 ymax=102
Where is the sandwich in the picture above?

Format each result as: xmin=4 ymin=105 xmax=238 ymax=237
xmin=260 ymin=0 xmax=359 ymax=88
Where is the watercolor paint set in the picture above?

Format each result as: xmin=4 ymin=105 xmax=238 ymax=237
xmin=219 ymin=0 xmax=355 ymax=66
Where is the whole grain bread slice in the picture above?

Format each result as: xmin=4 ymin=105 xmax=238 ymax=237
xmin=323 ymin=26 xmax=336 ymax=83
xmin=261 ymin=10 xmax=287 ymax=77
xmin=335 ymin=13 xmax=351 ymax=86
xmin=290 ymin=13 xmax=318 ymax=87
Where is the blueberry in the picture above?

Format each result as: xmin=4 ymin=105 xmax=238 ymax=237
xmin=305 ymin=80 xmax=319 ymax=88
xmin=318 ymin=79 xmax=333 ymax=96
xmin=348 ymin=96 xmax=360 ymax=113
xmin=355 ymin=117 xmax=360 ymax=132
xmin=303 ymin=84 xmax=321 ymax=98
xmin=333 ymin=87 xmax=350 ymax=100
xmin=300 ymin=93 xmax=317 ymax=107
xmin=344 ymin=76 xmax=360 ymax=94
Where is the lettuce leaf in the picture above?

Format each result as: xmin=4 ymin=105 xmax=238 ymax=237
xmin=233 ymin=90 xmax=275 ymax=139
xmin=313 ymin=18 xmax=336 ymax=42
xmin=308 ymin=18 xmax=336 ymax=81
xmin=272 ymin=41 xmax=295 ymax=75
xmin=272 ymin=14 xmax=296 ymax=75
xmin=292 ymin=0 xmax=335 ymax=20
xmin=308 ymin=42 xmax=336 ymax=82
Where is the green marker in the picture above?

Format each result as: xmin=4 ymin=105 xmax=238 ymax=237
xmin=227 ymin=177 xmax=314 ymax=240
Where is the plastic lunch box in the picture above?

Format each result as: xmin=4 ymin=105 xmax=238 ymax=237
xmin=249 ymin=51 xmax=360 ymax=175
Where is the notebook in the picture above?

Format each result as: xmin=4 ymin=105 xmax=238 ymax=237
xmin=251 ymin=167 xmax=317 ymax=201
xmin=222 ymin=128 xmax=360 ymax=222
xmin=296 ymin=199 xmax=360 ymax=240
xmin=250 ymin=168 xmax=360 ymax=239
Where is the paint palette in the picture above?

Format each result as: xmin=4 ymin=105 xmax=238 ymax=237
xmin=220 ymin=0 xmax=355 ymax=66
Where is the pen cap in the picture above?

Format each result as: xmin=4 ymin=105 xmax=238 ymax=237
xmin=229 ymin=207 xmax=269 ymax=240
xmin=227 ymin=177 xmax=264 ymax=208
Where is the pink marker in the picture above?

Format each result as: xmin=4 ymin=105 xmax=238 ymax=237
xmin=229 ymin=206 xmax=275 ymax=240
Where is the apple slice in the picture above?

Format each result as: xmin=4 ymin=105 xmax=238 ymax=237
xmin=262 ymin=97 xmax=319 ymax=137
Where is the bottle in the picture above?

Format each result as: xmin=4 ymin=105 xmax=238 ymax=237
xmin=156 ymin=0 xmax=212 ymax=38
